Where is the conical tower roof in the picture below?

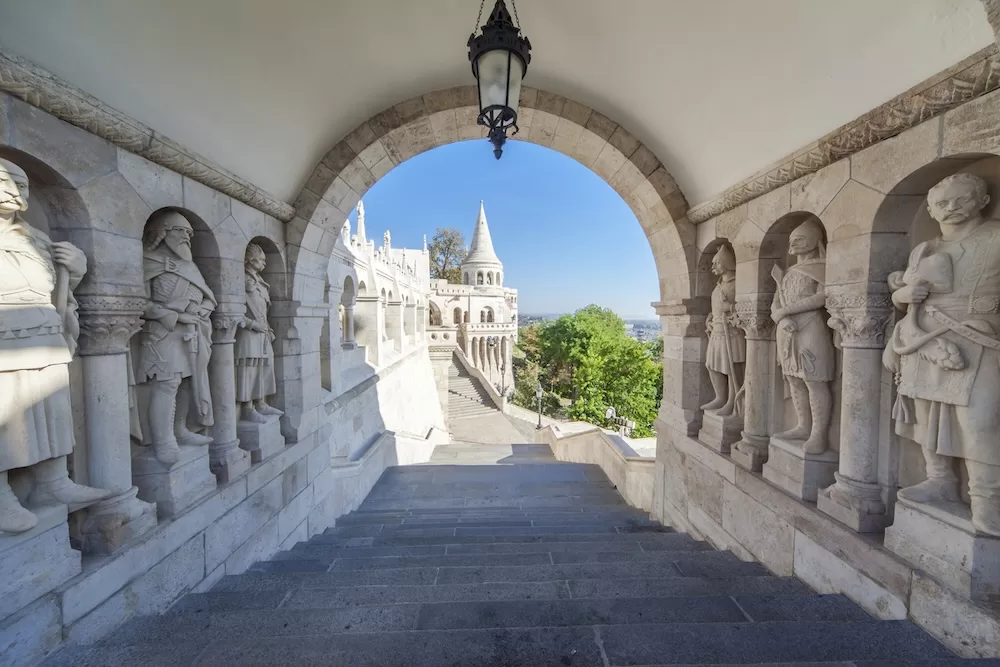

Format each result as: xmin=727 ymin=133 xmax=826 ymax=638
xmin=462 ymin=201 xmax=502 ymax=267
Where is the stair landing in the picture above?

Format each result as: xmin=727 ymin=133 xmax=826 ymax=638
xmin=42 ymin=443 xmax=975 ymax=666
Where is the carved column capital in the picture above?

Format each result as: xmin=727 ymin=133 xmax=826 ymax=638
xmin=733 ymin=295 xmax=775 ymax=341
xmin=212 ymin=314 xmax=243 ymax=344
xmin=825 ymin=294 xmax=894 ymax=349
xmin=76 ymin=295 xmax=146 ymax=356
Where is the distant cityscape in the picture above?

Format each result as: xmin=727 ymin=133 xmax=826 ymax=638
xmin=519 ymin=314 xmax=661 ymax=343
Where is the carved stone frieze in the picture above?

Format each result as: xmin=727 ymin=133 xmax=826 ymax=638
xmin=825 ymin=294 xmax=894 ymax=349
xmin=689 ymin=46 xmax=1000 ymax=224
xmin=76 ymin=295 xmax=146 ymax=356
xmin=0 ymin=49 xmax=294 ymax=222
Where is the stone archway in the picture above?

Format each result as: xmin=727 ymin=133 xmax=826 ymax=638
xmin=286 ymin=85 xmax=695 ymax=308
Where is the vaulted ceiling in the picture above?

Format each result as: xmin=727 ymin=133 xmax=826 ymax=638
xmin=0 ymin=0 xmax=992 ymax=206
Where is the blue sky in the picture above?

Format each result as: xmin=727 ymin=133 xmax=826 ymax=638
xmin=347 ymin=139 xmax=659 ymax=320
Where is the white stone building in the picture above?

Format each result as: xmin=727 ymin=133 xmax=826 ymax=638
xmin=0 ymin=3 xmax=999 ymax=665
xmin=427 ymin=201 xmax=518 ymax=398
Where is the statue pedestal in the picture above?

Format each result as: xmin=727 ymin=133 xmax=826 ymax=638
xmin=238 ymin=417 xmax=285 ymax=464
xmin=0 ymin=505 xmax=80 ymax=623
xmin=885 ymin=497 xmax=1000 ymax=603
xmin=79 ymin=486 xmax=158 ymax=555
xmin=762 ymin=436 xmax=838 ymax=502
xmin=132 ymin=445 xmax=217 ymax=520
xmin=698 ymin=411 xmax=743 ymax=455
xmin=731 ymin=434 xmax=769 ymax=472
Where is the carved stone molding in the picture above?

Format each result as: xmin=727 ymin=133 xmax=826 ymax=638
xmin=0 ymin=48 xmax=294 ymax=222
xmin=733 ymin=296 xmax=775 ymax=340
xmin=76 ymin=295 xmax=146 ymax=356
xmin=688 ymin=45 xmax=1000 ymax=224
xmin=825 ymin=294 xmax=894 ymax=349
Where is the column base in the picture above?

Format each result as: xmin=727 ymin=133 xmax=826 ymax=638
xmin=731 ymin=434 xmax=769 ymax=472
xmin=697 ymin=410 xmax=743 ymax=455
xmin=762 ymin=436 xmax=838 ymax=502
xmin=132 ymin=445 xmax=217 ymax=520
xmin=886 ymin=496 xmax=1000 ymax=603
xmin=238 ymin=417 xmax=286 ymax=464
xmin=210 ymin=440 xmax=251 ymax=484
xmin=0 ymin=505 xmax=79 ymax=623
xmin=817 ymin=472 xmax=888 ymax=533
xmin=79 ymin=486 xmax=158 ymax=555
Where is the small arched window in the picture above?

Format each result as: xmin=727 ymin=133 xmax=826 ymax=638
xmin=480 ymin=311 xmax=486 ymax=323
xmin=453 ymin=307 xmax=462 ymax=324
xmin=477 ymin=272 xmax=484 ymax=285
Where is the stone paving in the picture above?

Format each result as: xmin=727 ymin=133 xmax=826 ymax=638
xmin=39 ymin=441 xmax=980 ymax=666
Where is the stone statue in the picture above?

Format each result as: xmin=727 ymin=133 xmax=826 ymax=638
xmin=884 ymin=173 xmax=1000 ymax=536
xmin=138 ymin=211 xmax=216 ymax=465
xmin=770 ymin=218 xmax=835 ymax=454
xmin=0 ymin=158 xmax=110 ymax=533
xmin=701 ymin=245 xmax=745 ymax=415
xmin=235 ymin=243 xmax=283 ymax=423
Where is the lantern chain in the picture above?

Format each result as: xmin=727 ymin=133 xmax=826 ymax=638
xmin=473 ymin=0 xmax=486 ymax=33
xmin=510 ymin=0 xmax=520 ymax=28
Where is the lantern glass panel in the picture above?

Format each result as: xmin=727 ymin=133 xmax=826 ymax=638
xmin=476 ymin=49 xmax=523 ymax=127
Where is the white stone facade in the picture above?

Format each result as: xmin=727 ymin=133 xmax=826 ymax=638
xmin=0 ymin=93 xmax=446 ymax=666
xmin=426 ymin=202 xmax=518 ymax=399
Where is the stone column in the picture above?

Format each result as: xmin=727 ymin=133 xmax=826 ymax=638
xmin=404 ymin=302 xmax=417 ymax=344
xmin=818 ymin=292 xmax=893 ymax=532
xmin=731 ymin=295 xmax=776 ymax=472
xmin=417 ymin=304 xmax=427 ymax=339
xmin=342 ymin=304 xmax=357 ymax=349
xmin=76 ymin=295 xmax=157 ymax=555
xmin=385 ymin=300 xmax=404 ymax=351
xmin=354 ymin=295 xmax=383 ymax=366
xmin=208 ymin=308 xmax=251 ymax=483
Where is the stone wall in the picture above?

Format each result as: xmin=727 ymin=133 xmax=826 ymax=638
xmin=653 ymin=86 xmax=1000 ymax=657
xmin=0 ymin=91 xmax=445 ymax=667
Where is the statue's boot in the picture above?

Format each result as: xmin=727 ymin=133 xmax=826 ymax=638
xmin=971 ymin=497 xmax=1000 ymax=537
xmin=149 ymin=380 xmax=181 ymax=465
xmin=801 ymin=383 xmax=832 ymax=456
xmin=774 ymin=381 xmax=811 ymax=441
xmin=176 ymin=429 xmax=213 ymax=447
xmin=0 ymin=473 xmax=37 ymax=533
xmin=240 ymin=403 xmax=269 ymax=424
xmin=28 ymin=457 xmax=111 ymax=511
xmin=701 ymin=372 xmax=728 ymax=412
xmin=255 ymin=400 xmax=283 ymax=417
xmin=900 ymin=448 xmax=960 ymax=504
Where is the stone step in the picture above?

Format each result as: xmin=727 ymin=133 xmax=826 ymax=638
xmin=320 ymin=523 xmax=668 ymax=539
xmin=268 ymin=547 xmax=714 ymax=571
xmin=289 ymin=535 xmax=704 ymax=559
xmin=191 ymin=575 xmax=810 ymax=609
xmin=335 ymin=509 xmax=653 ymax=524
xmin=58 ymin=621 xmax=956 ymax=666
xmin=309 ymin=531 xmax=690 ymax=547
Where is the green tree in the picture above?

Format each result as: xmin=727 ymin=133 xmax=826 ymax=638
xmin=427 ymin=227 xmax=466 ymax=284
xmin=511 ymin=307 xmax=662 ymax=436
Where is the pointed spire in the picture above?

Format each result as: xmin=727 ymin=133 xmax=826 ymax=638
xmin=463 ymin=200 xmax=502 ymax=266
xmin=356 ymin=199 xmax=366 ymax=243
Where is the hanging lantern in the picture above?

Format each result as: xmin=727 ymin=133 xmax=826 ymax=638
xmin=468 ymin=0 xmax=531 ymax=159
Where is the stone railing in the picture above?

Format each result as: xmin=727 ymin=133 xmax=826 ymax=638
xmin=535 ymin=423 xmax=655 ymax=512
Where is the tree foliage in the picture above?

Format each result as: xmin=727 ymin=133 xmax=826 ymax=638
xmin=427 ymin=227 xmax=466 ymax=284
xmin=512 ymin=306 xmax=662 ymax=437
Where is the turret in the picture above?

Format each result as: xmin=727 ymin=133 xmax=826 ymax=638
xmin=460 ymin=201 xmax=504 ymax=287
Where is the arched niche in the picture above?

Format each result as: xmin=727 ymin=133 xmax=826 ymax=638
xmin=760 ymin=211 xmax=840 ymax=455
xmin=340 ymin=275 xmax=356 ymax=345
xmin=320 ymin=280 xmax=332 ymax=391
xmin=873 ymin=153 xmax=1000 ymax=503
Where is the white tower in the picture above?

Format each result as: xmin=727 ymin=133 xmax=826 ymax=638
xmin=460 ymin=201 xmax=503 ymax=287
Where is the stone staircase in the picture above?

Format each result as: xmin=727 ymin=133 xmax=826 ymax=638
xmin=42 ymin=444 xmax=979 ymax=666
xmin=448 ymin=360 xmax=498 ymax=420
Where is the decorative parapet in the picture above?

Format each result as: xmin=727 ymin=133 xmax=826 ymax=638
xmin=0 ymin=48 xmax=294 ymax=222
xmin=76 ymin=295 xmax=145 ymax=356
xmin=688 ymin=45 xmax=1000 ymax=224
xmin=825 ymin=293 xmax=894 ymax=349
